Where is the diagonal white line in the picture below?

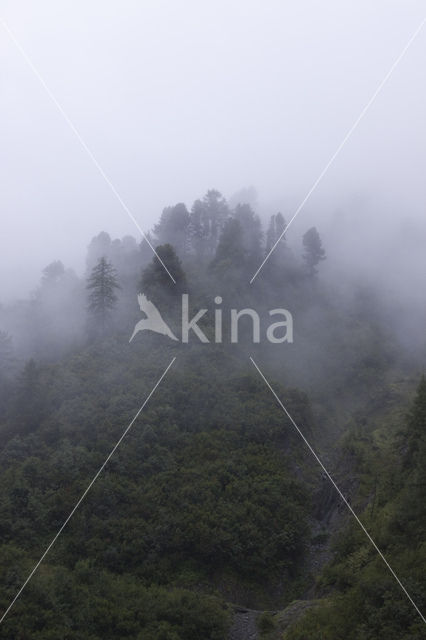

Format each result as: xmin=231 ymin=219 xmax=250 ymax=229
xmin=250 ymin=356 xmax=426 ymax=625
xmin=250 ymin=18 xmax=426 ymax=284
xmin=0 ymin=356 xmax=176 ymax=625
xmin=0 ymin=19 xmax=176 ymax=284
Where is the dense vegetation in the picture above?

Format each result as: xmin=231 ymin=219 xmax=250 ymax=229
xmin=284 ymin=377 xmax=426 ymax=640
xmin=0 ymin=190 xmax=425 ymax=638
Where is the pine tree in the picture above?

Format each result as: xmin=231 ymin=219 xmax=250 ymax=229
xmin=41 ymin=260 xmax=65 ymax=285
xmin=302 ymin=227 xmax=326 ymax=276
xmin=233 ymin=204 xmax=263 ymax=270
xmin=210 ymin=218 xmax=245 ymax=272
xmin=140 ymin=244 xmax=187 ymax=306
xmin=86 ymin=257 xmax=120 ymax=333
xmin=266 ymin=212 xmax=286 ymax=253
xmin=154 ymin=203 xmax=190 ymax=257
xmin=189 ymin=190 xmax=229 ymax=259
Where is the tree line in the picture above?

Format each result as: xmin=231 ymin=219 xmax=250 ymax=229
xmin=84 ymin=189 xmax=326 ymax=335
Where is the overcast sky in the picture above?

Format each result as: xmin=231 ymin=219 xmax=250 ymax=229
xmin=1 ymin=1 xmax=425 ymax=299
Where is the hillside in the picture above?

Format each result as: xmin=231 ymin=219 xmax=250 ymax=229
xmin=0 ymin=191 xmax=425 ymax=638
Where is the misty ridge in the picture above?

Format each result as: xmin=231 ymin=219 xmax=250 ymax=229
xmin=1 ymin=187 xmax=425 ymax=392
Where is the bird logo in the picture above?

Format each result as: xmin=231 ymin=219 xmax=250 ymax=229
xmin=129 ymin=293 xmax=179 ymax=343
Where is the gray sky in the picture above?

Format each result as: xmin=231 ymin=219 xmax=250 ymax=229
xmin=1 ymin=0 xmax=425 ymax=299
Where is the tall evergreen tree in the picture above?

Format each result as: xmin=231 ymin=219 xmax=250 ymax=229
xmin=86 ymin=257 xmax=120 ymax=333
xmin=210 ymin=218 xmax=245 ymax=272
xmin=233 ymin=203 xmax=263 ymax=270
xmin=211 ymin=205 xmax=263 ymax=281
xmin=265 ymin=212 xmax=286 ymax=253
xmin=263 ymin=212 xmax=300 ymax=287
xmin=41 ymin=260 xmax=66 ymax=285
xmin=86 ymin=231 xmax=112 ymax=273
xmin=302 ymin=226 xmax=326 ymax=276
xmin=140 ymin=244 xmax=187 ymax=306
xmin=189 ymin=190 xmax=229 ymax=259
xmin=154 ymin=203 xmax=190 ymax=257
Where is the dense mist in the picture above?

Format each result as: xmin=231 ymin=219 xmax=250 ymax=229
xmin=1 ymin=1 xmax=425 ymax=299
xmin=1 ymin=3 xmax=426 ymax=639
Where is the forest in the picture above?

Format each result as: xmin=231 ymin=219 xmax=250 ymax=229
xmin=0 ymin=189 xmax=425 ymax=639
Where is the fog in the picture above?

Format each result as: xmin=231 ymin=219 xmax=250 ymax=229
xmin=2 ymin=7 xmax=426 ymax=632
xmin=1 ymin=0 xmax=425 ymax=301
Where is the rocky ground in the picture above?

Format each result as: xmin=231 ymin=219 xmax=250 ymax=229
xmin=228 ymin=607 xmax=260 ymax=640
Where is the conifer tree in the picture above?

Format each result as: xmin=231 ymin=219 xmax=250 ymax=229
xmin=210 ymin=218 xmax=245 ymax=271
xmin=189 ymin=190 xmax=229 ymax=259
xmin=86 ymin=257 xmax=120 ymax=333
xmin=302 ymin=226 xmax=326 ymax=276
xmin=264 ymin=213 xmax=290 ymax=285
xmin=266 ymin=212 xmax=286 ymax=253
xmin=154 ymin=203 xmax=190 ymax=257
xmin=140 ymin=244 xmax=187 ymax=305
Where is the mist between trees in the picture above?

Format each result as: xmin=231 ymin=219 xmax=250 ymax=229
xmin=0 ymin=190 xmax=325 ymax=361
xmin=1 ymin=188 xmax=424 ymax=394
